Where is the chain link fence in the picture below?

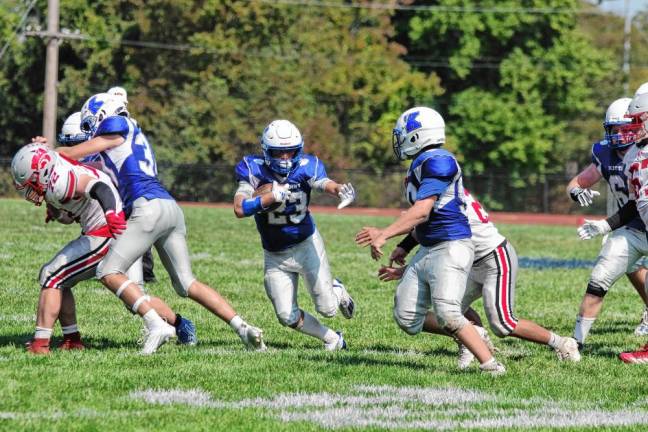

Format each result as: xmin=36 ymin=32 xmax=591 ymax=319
xmin=0 ymin=158 xmax=607 ymax=215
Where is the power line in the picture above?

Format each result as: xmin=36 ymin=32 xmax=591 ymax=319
xmin=0 ymin=0 xmax=38 ymax=62
xmin=253 ymin=0 xmax=609 ymax=15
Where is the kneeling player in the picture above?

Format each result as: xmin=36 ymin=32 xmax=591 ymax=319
xmin=380 ymin=189 xmax=581 ymax=366
xmin=233 ymin=119 xmax=356 ymax=350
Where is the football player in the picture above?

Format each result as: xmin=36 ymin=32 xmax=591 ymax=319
xmin=378 ymin=189 xmax=581 ymax=367
xmin=56 ymin=92 xmax=265 ymax=354
xmin=355 ymin=107 xmax=506 ymax=375
xmin=578 ymin=91 xmax=648 ymax=362
xmin=566 ymin=97 xmax=648 ymax=347
xmin=11 ymin=141 xmax=194 ymax=354
xmin=233 ymin=119 xmax=356 ymax=350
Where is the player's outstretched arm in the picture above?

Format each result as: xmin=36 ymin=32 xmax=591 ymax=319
xmin=57 ymin=135 xmax=123 ymax=160
xmin=76 ymin=174 xmax=126 ymax=238
xmin=577 ymin=199 xmax=639 ymax=240
xmin=323 ymin=181 xmax=356 ymax=209
xmin=566 ymin=163 xmax=602 ymax=207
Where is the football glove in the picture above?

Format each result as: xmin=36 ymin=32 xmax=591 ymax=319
xmin=569 ymin=187 xmax=600 ymax=207
xmin=105 ymin=210 xmax=127 ymax=238
xmin=577 ymin=219 xmax=611 ymax=240
xmin=337 ymin=183 xmax=356 ymax=209
xmin=271 ymin=181 xmax=291 ymax=203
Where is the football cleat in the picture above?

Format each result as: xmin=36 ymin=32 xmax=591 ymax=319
xmin=325 ymin=331 xmax=347 ymax=351
xmin=457 ymin=326 xmax=495 ymax=369
xmin=141 ymin=323 xmax=175 ymax=355
xmin=634 ymin=308 xmax=648 ymax=336
xmin=238 ymin=324 xmax=267 ymax=351
xmin=333 ymin=279 xmax=355 ymax=319
xmin=175 ymin=316 xmax=198 ymax=346
xmin=58 ymin=332 xmax=85 ymax=350
xmin=619 ymin=344 xmax=648 ymax=364
xmin=479 ymin=359 xmax=506 ymax=376
xmin=26 ymin=338 xmax=51 ymax=355
xmin=555 ymin=337 xmax=581 ymax=362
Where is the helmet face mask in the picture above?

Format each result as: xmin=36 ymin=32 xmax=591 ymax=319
xmin=261 ymin=120 xmax=304 ymax=175
xmin=392 ymin=107 xmax=445 ymax=160
xmin=11 ymin=144 xmax=55 ymax=206
xmin=619 ymin=93 xmax=648 ymax=148
xmin=604 ymin=97 xmax=632 ymax=149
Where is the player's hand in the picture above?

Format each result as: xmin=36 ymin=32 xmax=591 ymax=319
xmin=370 ymin=236 xmax=387 ymax=260
xmin=105 ymin=210 xmax=127 ymax=238
xmin=271 ymin=181 xmax=291 ymax=203
xmin=569 ymin=187 xmax=600 ymax=207
xmin=45 ymin=204 xmax=58 ymax=224
xmin=355 ymin=226 xmax=382 ymax=247
xmin=389 ymin=246 xmax=408 ymax=267
xmin=577 ymin=219 xmax=611 ymax=240
xmin=337 ymin=183 xmax=355 ymax=209
xmin=378 ymin=265 xmax=405 ymax=281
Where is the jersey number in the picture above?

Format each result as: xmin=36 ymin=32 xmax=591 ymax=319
xmin=268 ymin=191 xmax=307 ymax=225
xmin=471 ymin=199 xmax=490 ymax=223
xmin=135 ymin=134 xmax=157 ymax=177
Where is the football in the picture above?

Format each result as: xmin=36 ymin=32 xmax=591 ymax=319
xmin=253 ymin=183 xmax=282 ymax=212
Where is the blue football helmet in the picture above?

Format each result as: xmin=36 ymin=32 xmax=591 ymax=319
xmin=261 ymin=119 xmax=303 ymax=175
xmin=79 ymin=92 xmax=129 ymax=136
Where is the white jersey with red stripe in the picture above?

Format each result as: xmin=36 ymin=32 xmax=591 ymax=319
xmin=463 ymin=191 xmax=505 ymax=260
xmin=45 ymin=154 xmax=121 ymax=237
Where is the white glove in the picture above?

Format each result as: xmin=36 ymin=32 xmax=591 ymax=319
xmin=569 ymin=187 xmax=600 ymax=207
xmin=271 ymin=181 xmax=291 ymax=203
xmin=577 ymin=219 xmax=611 ymax=240
xmin=337 ymin=183 xmax=356 ymax=209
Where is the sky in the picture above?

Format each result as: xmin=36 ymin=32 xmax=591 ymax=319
xmin=595 ymin=0 xmax=647 ymax=16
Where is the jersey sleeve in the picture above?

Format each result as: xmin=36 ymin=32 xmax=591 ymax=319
xmin=309 ymin=156 xmax=331 ymax=191
xmin=95 ymin=116 xmax=130 ymax=138
xmin=416 ymin=155 xmax=458 ymax=200
xmin=235 ymin=159 xmax=251 ymax=183
xmin=49 ymin=167 xmax=77 ymax=204
xmin=591 ymin=142 xmax=603 ymax=175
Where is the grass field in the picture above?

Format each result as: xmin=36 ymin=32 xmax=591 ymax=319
xmin=2 ymin=198 xmax=648 ymax=431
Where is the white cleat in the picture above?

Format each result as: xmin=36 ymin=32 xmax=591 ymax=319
xmin=457 ymin=326 xmax=495 ymax=370
xmin=634 ymin=308 xmax=648 ymax=336
xmin=555 ymin=337 xmax=581 ymax=362
xmin=141 ymin=323 xmax=175 ymax=355
xmin=238 ymin=324 xmax=267 ymax=351
xmin=325 ymin=331 xmax=348 ymax=351
xmin=334 ymin=279 xmax=355 ymax=319
xmin=479 ymin=359 xmax=506 ymax=376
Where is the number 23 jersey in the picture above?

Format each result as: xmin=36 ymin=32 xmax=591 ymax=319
xmin=235 ymin=154 xmax=330 ymax=252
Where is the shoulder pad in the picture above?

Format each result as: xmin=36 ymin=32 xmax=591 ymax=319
xmin=420 ymin=154 xmax=458 ymax=178
xmin=95 ymin=116 xmax=130 ymax=137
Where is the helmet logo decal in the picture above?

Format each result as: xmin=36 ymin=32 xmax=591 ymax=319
xmin=88 ymin=96 xmax=103 ymax=114
xmin=405 ymin=111 xmax=422 ymax=133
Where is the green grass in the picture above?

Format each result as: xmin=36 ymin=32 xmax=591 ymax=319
xmin=2 ymin=198 xmax=648 ymax=431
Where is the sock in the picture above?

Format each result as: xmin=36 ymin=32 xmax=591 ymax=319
xmin=172 ymin=313 xmax=181 ymax=328
xmin=299 ymin=311 xmax=337 ymax=344
xmin=61 ymin=324 xmax=78 ymax=335
xmin=34 ymin=327 xmax=52 ymax=340
xmin=547 ymin=332 xmax=563 ymax=349
xmin=573 ymin=315 xmax=596 ymax=344
xmin=143 ymin=309 xmax=165 ymax=330
xmin=229 ymin=315 xmax=244 ymax=333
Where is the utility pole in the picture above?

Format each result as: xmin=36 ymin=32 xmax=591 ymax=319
xmin=42 ymin=0 xmax=60 ymax=144
xmin=622 ymin=0 xmax=632 ymax=95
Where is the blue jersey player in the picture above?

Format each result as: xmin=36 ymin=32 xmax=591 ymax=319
xmin=58 ymin=92 xmax=266 ymax=354
xmin=566 ymin=97 xmax=648 ymax=347
xmin=233 ymin=119 xmax=356 ymax=350
xmin=355 ymin=107 xmax=505 ymax=375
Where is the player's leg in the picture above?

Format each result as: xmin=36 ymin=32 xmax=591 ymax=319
xmin=264 ymin=247 xmax=342 ymax=350
xmin=627 ymin=263 xmax=648 ymax=336
xmin=142 ymin=248 xmax=157 ymax=283
xmin=58 ymin=288 xmax=83 ymax=350
xmin=97 ymin=198 xmax=177 ymax=354
xmin=574 ymin=229 xmax=640 ymax=346
xmin=154 ymin=199 xmax=263 ymax=350
xmin=299 ymin=230 xmax=354 ymax=321
xmin=427 ymin=239 xmax=504 ymax=374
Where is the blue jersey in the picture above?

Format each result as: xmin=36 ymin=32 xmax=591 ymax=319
xmin=94 ymin=116 xmax=172 ymax=213
xmin=235 ymin=154 xmax=330 ymax=252
xmin=591 ymin=140 xmax=644 ymax=230
xmin=405 ymin=148 xmax=472 ymax=245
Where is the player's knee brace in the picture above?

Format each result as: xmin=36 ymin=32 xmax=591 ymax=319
xmin=586 ymin=282 xmax=608 ymax=298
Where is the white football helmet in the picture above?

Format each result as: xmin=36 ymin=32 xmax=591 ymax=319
xmin=261 ymin=119 xmax=304 ymax=175
xmin=603 ymin=97 xmax=632 ymax=149
xmin=11 ymin=143 xmax=57 ymax=205
xmin=79 ymin=92 xmax=129 ymax=136
xmin=107 ymin=86 xmax=128 ymax=105
xmin=619 ymin=92 xmax=648 ymax=147
xmin=58 ymin=111 xmax=90 ymax=145
xmin=635 ymin=82 xmax=648 ymax=97
xmin=392 ymin=107 xmax=445 ymax=160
